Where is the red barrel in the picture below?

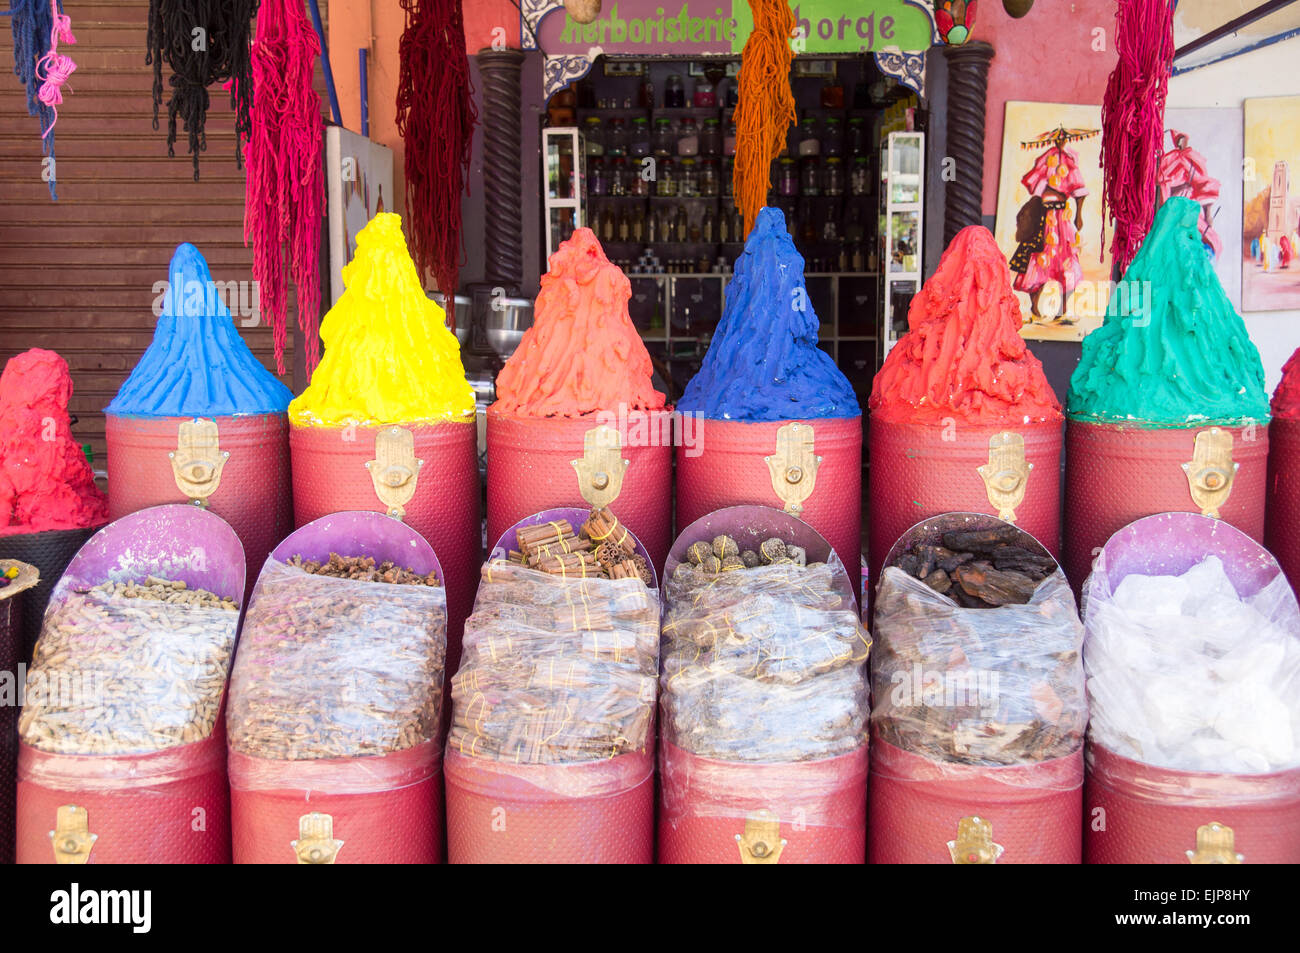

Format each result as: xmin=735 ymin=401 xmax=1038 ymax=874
xmin=658 ymin=741 xmax=867 ymax=864
xmin=868 ymin=738 xmax=1082 ymax=864
xmin=1064 ymin=421 xmax=1268 ymax=592
xmin=487 ymin=411 xmax=672 ymax=572
xmin=16 ymin=722 xmax=230 ymax=864
xmin=868 ymin=417 xmax=1061 ymax=598
xmin=445 ymin=748 xmax=653 ymax=864
xmin=105 ymin=413 xmax=290 ymax=603
xmin=675 ymin=416 xmax=862 ymax=598
xmin=290 ymin=422 xmax=479 ymax=677
xmin=230 ymin=745 xmax=443 ymax=864
xmin=1085 ymin=744 xmax=1300 ymax=864
xmin=1266 ymin=417 xmax=1300 ymax=597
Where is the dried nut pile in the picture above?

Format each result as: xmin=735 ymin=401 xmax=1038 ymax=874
xmin=19 ymin=578 xmax=238 ymax=755
xmin=450 ymin=561 xmax=659 ymax=764
xmin=228 ymin=560 xmax=447 ymax=761
xmin=661 ymin=541 xmax=871 ymax=763
xmin=675 ymin=534 xmax=824 ymax=578
xmin=890 ymin=526 xmax=1058 ymax=608
xmin=506 ymin=508 xmax=653 ymax=584
xmin=287 ymin=553 xmax=440 ymax=586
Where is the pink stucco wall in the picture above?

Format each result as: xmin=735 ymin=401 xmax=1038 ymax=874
xmin=976 ymin=0 xmax=1117 ymax=216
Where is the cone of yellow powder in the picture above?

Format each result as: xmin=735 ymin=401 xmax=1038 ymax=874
xmin=288 ymin=212 xmax=479 ymax=678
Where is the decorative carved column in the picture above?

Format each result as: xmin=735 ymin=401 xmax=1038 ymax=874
xmin=476 ymin=49 xmax=525 ymax=293
xmin=942 ymin=41 xmax=995 ymax=245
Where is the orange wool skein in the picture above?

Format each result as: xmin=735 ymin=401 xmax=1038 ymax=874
xmin=732 ymin=0 xmax=797 ymax=241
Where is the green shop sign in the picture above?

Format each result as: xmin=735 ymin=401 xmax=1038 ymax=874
xmin=538 ymin=1 xmax=935 ymax=56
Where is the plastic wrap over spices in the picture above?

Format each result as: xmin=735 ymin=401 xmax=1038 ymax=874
xmin=289 ymin=212 xmax=475 ymax=427
xmin=677 ymin=207 xmax=858 ymax=422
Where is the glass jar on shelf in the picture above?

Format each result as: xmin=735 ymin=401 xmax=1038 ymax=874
xmin=652 ymin=118 xmax=674 ymax=157
xmin=778 ymin=157 xmax=799 ymax=197
xmin=677 ymin=117 xmax=699 ymax=156
xmin=610 ymin=157 xmax=628 ymax=196
xmin=628 ymin=158 xmax=649 ymax=196
xmin=638 ymin=78 xmax=655 ymax=108
xmin=847 ymin=117 xmax=868 ymax=157
xmin=821 ymin=117 xmax=843 ymax=157
xmin=823 ymin=157 xmax=844 ymax=197
xmin=721 ymin=157 xmax=734 ymax=197
xmin=606 ymin=117 xmax=627 ymax=157
xmin=583 ymin=116 xmax=604 ymax=155
xmin=674 ymin=204 xmax=689 ymax=242
xmin=588 ymin=157 xmax=608 ymax=197
xmin=724 ymin=120 xmax=737 ymax=156
xmin=665 ymin=74 xmax=686 ymax=108
xmin=694 ymin=78 xmax=716 ymax=108
xmin=630 ymin=117 xmax=651 ymax=157
xmin=800 ymin=157 xmax=820 ymax=196
xmin=820 ymin=80 xmax=845 ymax=110
xmin=799 ymin=117 xmax=820 ymax=155
xmin=850 ymin=156 xmax=871 ymax=196
xmin=701 ymin=206 xmax=716 ymax=242
xmin=678 ymin=158 xmax=699 ymax=198
xmin=699 ymin=158 xmax=719 ymax=197
xmin=656 ymin=158 xmax=677 ymax=196
xmin=700 ymin=118 xmax=722 ymax=157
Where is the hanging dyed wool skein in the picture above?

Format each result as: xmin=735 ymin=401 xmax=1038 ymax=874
xmin=146 ymin=0 xmax=257 ymax=181
xmin=8 ymin=0 xmax=75 ymax=199
xmin=1100 ymin=0 xmax=1175 ymax=276
xmin=244 ymin=0 xmax=324 ymax=375
xmin=732 ymin=0 xmax=797 ymax=241
xmin=395 ymin=0 xmax=477 ymax=326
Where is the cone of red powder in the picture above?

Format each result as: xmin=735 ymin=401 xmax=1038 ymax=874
xmin=1267 ymin=347 xmax=1300 ymax=597
xmin=0 ymin=349 xmax=109 ymax=658
xmin=867 ymin=226 xmax=1063 ymax=606
xmin=487 ymin=229 xmax=672 ymax=571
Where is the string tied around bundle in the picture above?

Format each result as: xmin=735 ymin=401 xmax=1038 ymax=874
xmin=34 ymin=3 xmax=75 ymax=134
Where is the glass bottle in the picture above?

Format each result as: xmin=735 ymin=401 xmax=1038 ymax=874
xmin=639 ymin=78 xmax=655 ymax=109
xmin=699 ymin=158 xmax=719 ymax=197
xmin=823 ymin=157 xmax=844 ymax=197
xmin=665 ymin=74 xmax=686 ymax=108
xmin=701 ymin=207 xmax=715 ymax=243
xmin=847 ymin=117 xmax=867 ymax=157
xmin=800 ymin=157 xmax=820 ymax=196
xmin=850 ymin=157 xmax=870 ymax=196
xmin=629 ymin=204 xmax=645 ymax=242
xmin=630 ymin=117 xmax=651 ymax=158
xmin=722 ymin=157 xmax=734 ymax=197
xmin=583 ymin=116 xmax=604 ymax=156
xmin=589 ymin=158 xmax=608 ymax=197
xmin=628 ymin=157 xmax=649 ymax=196
xmin=693 ymin=78 xmax=716 ymax=108
xmin=674 ymin=204 xmax=689 ymax=242
xmin=617 ymin=205 xmax=631 ymax=242
xmin=656 ymin=158 xmax=676 ymax=197
xmin=600 ymin=206 xmax=616 ymax=244
xmin=678 ymin=158 xmax=698 ymax=198
xmin=821 ymin=117 xmax=843 ymax=157
xmin=719 ymin=207 xmax=730 ymax=243
xmin=724 ymin=120 xmax=737 ymax=156
xmin=652 ymin=118 xmax=674 ymax=157
xmin=606 ymin=117 xmax=627 ymax=157
xmin=610 ymin=157 xmax=628 ymax=196
xmin=778 ymin=157 xmax=799 ymax=197
xmin=677 ymin=117 xmax=699 ymax=156
xmin=657 ymin=204 xmax=674 ymax=242
xmin=700 ymin=118 xmax=722 ymax=157
xmin=820 ymin=80 xmax=845 ymax=110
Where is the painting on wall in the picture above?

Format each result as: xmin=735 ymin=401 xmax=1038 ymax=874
xmin=1242 ymin=95 xmax=1300 ymax=312
xmin=1162 ymin=107 xmax=1242 ymax=308
xmin=994 ymin=102 xmax=1111 ymax=342
xmin=325 ymin=127 xmax=394 ymax=307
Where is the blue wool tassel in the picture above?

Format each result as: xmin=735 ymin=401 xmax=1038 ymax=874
xmin=6 ymin=0 xmax=61 ymax=199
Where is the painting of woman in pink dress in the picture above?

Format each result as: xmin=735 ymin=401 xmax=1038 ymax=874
xmin=1158 ymin=129 xmax=1223 ymax=260
xmin=1008 ymin=126 xmax=1098 ymax=323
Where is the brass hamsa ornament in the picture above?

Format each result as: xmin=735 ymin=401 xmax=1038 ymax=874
xmin=365 ymin=426 xmax=423 ymax=520
xmin=1182 ymin=428 xmax=1239 ymax=518
xmin=50 ymin=804 xmax=97 ymax=864
xmin=977 ymin=431 xmax=1031 ymax=522
xmin=293 ymin=812 xmax=344 ymax=864
xmin=170 ymin=418 xmax=229 ymax=506
xmin=736 ymin=809 xmax=786 ymax=864
xmin=766 ymin=423 xmax=822 ymax=516
xmin=572 ymin=425 xmax=629 ymax=509
xmin=1186 ymin=822 xmax=1243 ymax=864
xmin=949 ymin=816 xmax=1004 ymax=864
